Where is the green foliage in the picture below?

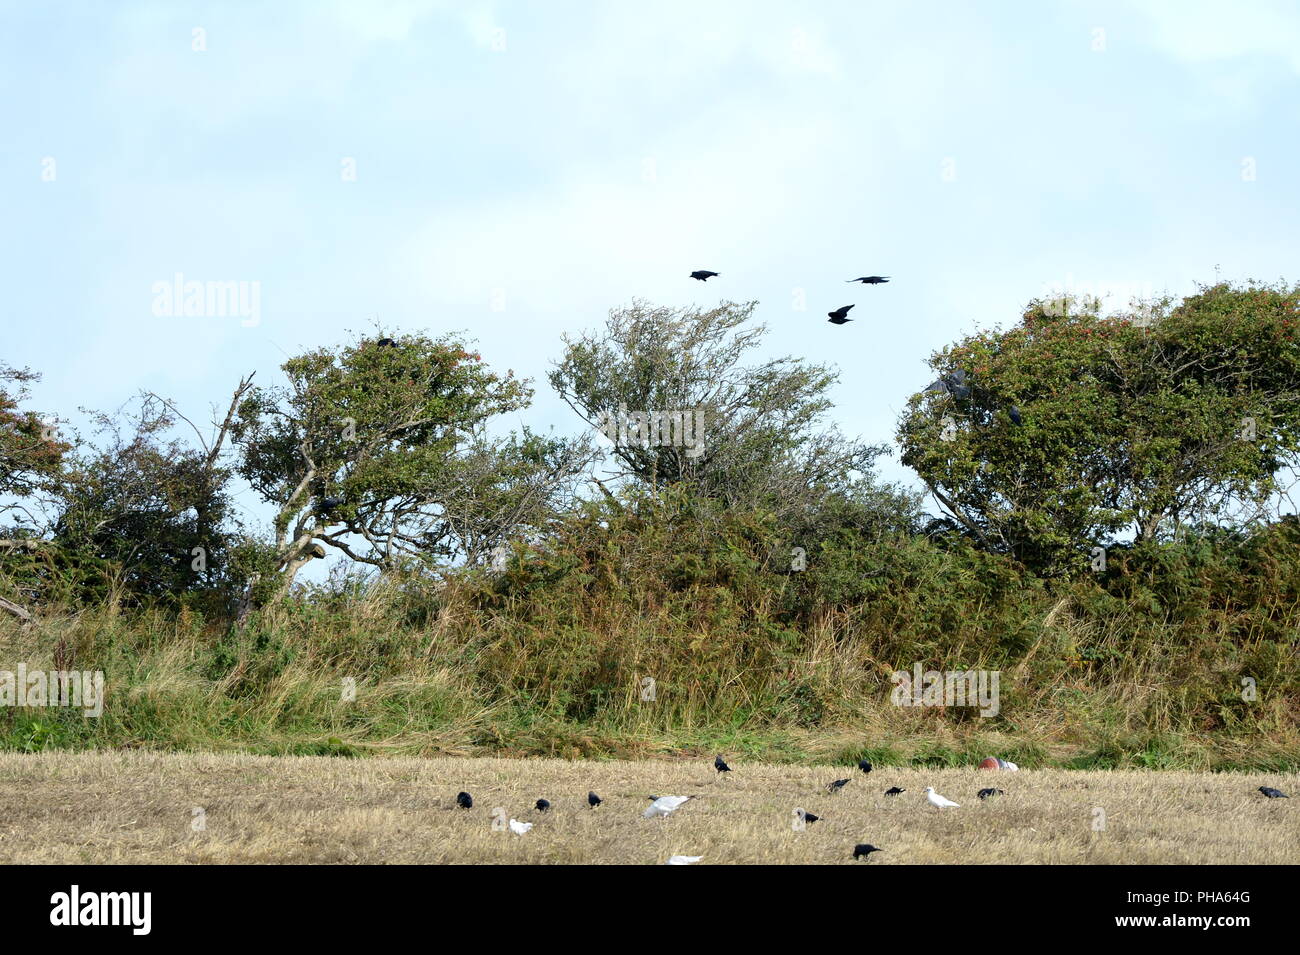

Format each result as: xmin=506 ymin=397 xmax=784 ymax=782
xmin=230 ymin=331 xmax=553 ymax=591
xmin=550 ymin=300 xmax=888 ymax=520
xmin=898 ymin=281 xmax=1300 ymax=572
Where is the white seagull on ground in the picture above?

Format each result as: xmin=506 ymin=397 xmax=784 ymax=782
xmin=508 ymin=819 xmax=533 ymax=835
xmin=665 ymin=855 xmax=703 ymax=865
xmin=923 ymin=786 xmax=960 ymax=809
xmin=644 ymin=795 xmax=692 ymax=818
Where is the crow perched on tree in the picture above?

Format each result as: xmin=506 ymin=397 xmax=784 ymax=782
xmin=456 ymin=791 xmax=473 ymax=809
xmin=375 ymin=337 xmax=396 ymax=348
xmin=318 ymin=495 xmax=345 ymax=514
xmin=690 ymin=270 xmax=719 ymax=281
xmin=827 ymin=305 xmax=855 ymax=324
xmin=1009 ymin=405 xmax=1023 ymax=426
xmin=924 ymin=369 xmax=971 ymax=400
xmin=588 ymin=791 xmax=603 ymax=808
xmin=853 ymin=844 xmax=882 ymax=860
xmin=847 ymin=276 xmax=889 ymax=284
xmin=714 ymin=755 xmax=732 ymax=774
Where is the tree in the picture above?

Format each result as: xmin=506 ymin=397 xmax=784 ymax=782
xmin=0 ymin=364 xmax=67 ymax=521
xmin=897 ymin=281 xmax=1300 ymax=572
xmin=51 ymin=389 xmax=245 ymax=606
xmin=230 ymin=331 xmax=570 ymax=593
xmin=0 ymin=365 xmax=72 ymax=619
xmin=549 ymin=300 xmax=888 ymax=521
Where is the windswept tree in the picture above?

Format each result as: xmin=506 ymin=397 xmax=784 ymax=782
xmin=231 ymin=332 xmax=585 ymax=595
xmin=549 ymin=301 xmax=894 ymax=526
xmin=0 ymin=365 xmax=66 ymax=506
xmin=898 ymin=281 xmax=1300 ymax=572
xmin=0 ymin=365 xmax=69 ymax=618
xmin=51 ymin=389 xmax=246 ymax=606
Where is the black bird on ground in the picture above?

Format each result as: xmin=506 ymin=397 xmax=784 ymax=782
xmin=714 ymin=755 xmax=732 ymax=774
xmin=884 ymin=787 xmax=906 ymax=796
xmin=690 ymin=270 xmax=719 ymax=281
xmin=535 ymin=799 xmax=551 ymax=812
xmin=977 ymin=788 xmax=1005 ymax=800
xmin=853 ymin=843 xmax=883 ymax=860
xmin=827 ymin=305 xmax=855 ymax=324
xmin=847 ymin=276 xmax=890 ymax=284
xmin=375 ymin=337 xmax=396 ymax=348
xmin=1008 ymin=405 xmax=1023 ymax=426
xmin=858 ymin=760 xmax=872 ymax=774
xmin=1259 ymin=787 xmax=1290 ymax=798
xmin=798 ymin=810 xmax=821 ymax=825
xmin=455 ymin=791 xmax=473 ymax=809
xmin=588 ymin=791 xmax=603 ymax=808
xmin=828 ymin=778 xmax=851 ymax=793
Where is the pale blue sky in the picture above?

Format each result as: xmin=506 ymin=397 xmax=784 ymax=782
xmin=3 ymin=0 xmax=1299 ymax=541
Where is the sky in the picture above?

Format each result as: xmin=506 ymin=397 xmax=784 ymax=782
xmin=3 ymin=0 xmax=1299 ymax=566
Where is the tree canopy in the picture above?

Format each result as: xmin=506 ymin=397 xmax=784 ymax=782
xmin=897 ymin=281 xmax=1300 ymax=572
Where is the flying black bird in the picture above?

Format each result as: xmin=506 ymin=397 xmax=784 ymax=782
xmin=853 ymin=843 xmax=883 ymax=860
xmin=847 ymin=276 xmax=890 ymax=284
xmin=375 ymin=337 xmax=396 ymax=348
xmin=977 ymin=788 xmax=1005 ymax=800
xmin=535 ymin=799 xmax=551 ymax=812
xmin=714 ymin=755 xmax=732 ymax=774
xmin=587 ymin=791 xmax=603 ymax=808
xmin=828 ymin=778 xmax=851 ymax=793
xmin=690 ymin=270 xmax=719 ymax=281
xmin=827 ymin=305 xmax=855 ymax=324
xmin=858 ymin=760 xmax=872 ymax=774
xmin=455 ymin=791 xmax=473 ymax=809
xmin=884 ymin=787 xmax=906 ymax=796
xmin=1008 ymin=405 xmax=1023 ymax=426
xmin=1259 ymin=787 xmax=1290 ymax=798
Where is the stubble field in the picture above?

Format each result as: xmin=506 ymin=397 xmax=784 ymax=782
xmin=0 ymin=751 xmax=1293 ymax=864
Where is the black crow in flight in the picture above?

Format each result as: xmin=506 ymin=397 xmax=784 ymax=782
xmin=827 ymin=305 xmax=855 ymax=324
xmin=847 ymin=276 xmax=889 ymax=284
xmin=690 ymin=270 xmax=719 ymax=281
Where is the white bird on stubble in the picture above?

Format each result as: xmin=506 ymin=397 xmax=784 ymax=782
xmin=665 ymin=855 xmax=703 ymax=865
xmin=508 ymin=819 xmax=533 ymax=835
xmin=923 ymin=786 xmax=960 ymax=809
xmin=644 ymin=795 xmax=692 ymax=818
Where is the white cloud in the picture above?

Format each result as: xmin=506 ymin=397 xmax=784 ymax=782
xmin=1135 ymin=0 xmax=1300 ymax=72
